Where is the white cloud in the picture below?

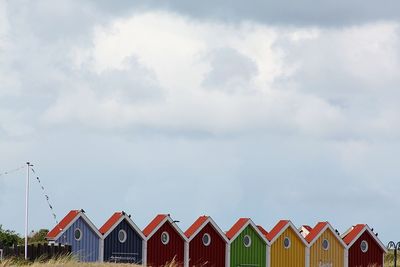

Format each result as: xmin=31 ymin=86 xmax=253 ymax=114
xmin=45 ymin=12 xmax=361 ymax=138
xmin=1 ymin=3 xmax=400 ymax=242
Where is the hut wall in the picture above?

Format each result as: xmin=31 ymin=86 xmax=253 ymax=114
xmin=230 ymin=225 xmax=266 ymax=267
xmin=103 ymin=219 xmax=143 ymax=264
xmin=270 ymin=226 xmax=306 ymax=267
xmin=55 ymin=217 xmax=100 ymax=262
xmin=309 ymin=230 xmax=344 ymax=267
xmin=188 ymin=223 xmax=226 ymax=266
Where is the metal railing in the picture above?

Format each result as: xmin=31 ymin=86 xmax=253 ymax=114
xmin=388 ymin=241 xmax=400 ymax=267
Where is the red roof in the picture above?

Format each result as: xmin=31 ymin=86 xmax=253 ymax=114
xmin=257 ymin=225 xmax=269 ymax=238
xmin=305 ymin=222 xmax=328 ymax=243
xmin=143 ymin=214 xmax=168 ymax=237
xmin=99 ymin=212 xmax=124 ymax=235
xmin=342 ymin=224 xmax=366 ymax=245
xmin=302 ymin=225 xmax=313 ymax=232
xmin=46 ymin=210 xmax=80 ymax=239
xmin=185 ymin=216 xmax=209 ymax=238
xmin=226 ymin=218 xmax=250 ymax=240
xmin=266 ymin=220 xmax=289 ymax=241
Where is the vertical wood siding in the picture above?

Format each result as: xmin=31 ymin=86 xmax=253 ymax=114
xmin=55 ymin=217 xmax=99 ymax=262
xmin=147 ymin=222 xmax=185 ymax=267
xmin=230 ymin=225 xmax=266 ymax=267
xmin=348 ymin=231 xmax=384 ymax=267
xmin=270 ymin=227 xmax=306 ymax=267
xmin=188 ymin=223 xmax=226 ymax=267
xmin=103 ymin=219 xmax=143 ymax=264
xmin=309 ymin=230 xmax=344 ymax=267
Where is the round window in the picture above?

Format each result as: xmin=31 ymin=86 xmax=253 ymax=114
xmin=202 ymin=233 xmax=211 ymax=246
xmin=322 ymin=239 xmax=330 ymax=250
xmin=118 ymin=229 xmax=127 ymax=243
xmin=360 ymin=240 xmax=368 ymax=253
xmin=161 ymin=231 xmax=170 ymax=245
xmin=243 ymin=235 xmax=252 ymax=248
xmin=74 ymin=228 xmax=82 ymax=241
xmin=283 ymin=237 xmax=291 ymax=249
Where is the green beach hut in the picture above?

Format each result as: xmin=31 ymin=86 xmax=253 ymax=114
xmin=226 ymin=218 xmax=270 ymax=267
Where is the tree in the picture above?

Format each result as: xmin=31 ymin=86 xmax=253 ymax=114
xmin=0 ymin=225 xmax=22 ymax=247
xmin=29 ymin=229 xmax=49 ymax=244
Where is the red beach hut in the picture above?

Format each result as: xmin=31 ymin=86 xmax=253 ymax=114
xmin=143 ymin=214 xmax=188 ymax=267
xmin=342 ymin=224 xmax=387 ymax=267
xmin=185 ymin=216 xmax=229 ymax=267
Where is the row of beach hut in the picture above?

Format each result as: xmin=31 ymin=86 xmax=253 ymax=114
xmin=46 ymin=209 xmax=387 ymax=267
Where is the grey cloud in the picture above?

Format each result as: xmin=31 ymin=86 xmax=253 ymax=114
xmin=6 ymin=0 xmax=113 ymax=42
xmin=202 ymin=47 xmax=258 ymax=93
xmin=91 ymin=0 xmax=400 ymax=26
xmin=90 ymin=57 xmax=164 ymax=103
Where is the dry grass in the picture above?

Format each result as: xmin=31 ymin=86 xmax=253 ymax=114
xmin=0 ymin=255 xmax=181 ymax=267
xmin=1 ymin=252 xmax=396 ymax=267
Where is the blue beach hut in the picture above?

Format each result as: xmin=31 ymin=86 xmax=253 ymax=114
xmin=46 ymin=209 xmax=101 ymax=262
xmin=99 ymin=211 xmax=146 ymax=264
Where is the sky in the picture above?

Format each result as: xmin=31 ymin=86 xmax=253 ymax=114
xmin=0 ymin=0 xmax=400 ymax=244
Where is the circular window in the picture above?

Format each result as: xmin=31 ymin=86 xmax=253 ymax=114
xmin=283 ymin=237 xmax=291 ymax=249
xmin=74 ymin=228 xmax=82 ymax=241
xmin=118 ymin=229 xmax=127 ymax=243
xmin=322 ymin=239 xmax=330 ymax=250
xmin=202 ymin=233 xmax=211 ymax=246
xmin=161 ymin=231 xmax=170 ymax=245
xmin=360 ymin=240 xmax=368 ymax=253
xmin=243 ymin=235 xmax=252 ymax=248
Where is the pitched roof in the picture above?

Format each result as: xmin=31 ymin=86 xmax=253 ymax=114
xmin=143 ymin=214 xmax=168 ymax=237
xmin=99 ymin=212 xmax=124 ymax=235
xmin=266 ymin=220 xmax=289 ymax=241
xmin=305 ymin=222 xmax=329 ymax=243
xmin=226 ymin=218 xmax=250 ymax=240
xmin=185 ymin=216 xmax=209 ymax=238
xmin=46 ymin=210 xmax=80 ymax=239
xmin=257 ymin=225 xmax=269 ymax=238
xmin=342 ymin=224 xmax=365 ymax=245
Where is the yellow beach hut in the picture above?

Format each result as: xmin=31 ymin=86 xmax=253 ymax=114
xmin=301 ymin=222 xmax=347 ymax=267
xmin=259 ymin=220 xmax=308 ymax=267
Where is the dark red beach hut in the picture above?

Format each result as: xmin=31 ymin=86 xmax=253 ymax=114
xmin=342 ymin=224 xmax=387 ymax=267
xmin=185 ymin=216 xmax=229 ymax=267
xmin=143 ymin=214 xmax=188 ymax=267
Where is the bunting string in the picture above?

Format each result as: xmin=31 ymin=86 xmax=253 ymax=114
xmin=0 ymin=165 xmax=25 ymax=177
xmin=31 ymin=167 xmax=59 ymax=225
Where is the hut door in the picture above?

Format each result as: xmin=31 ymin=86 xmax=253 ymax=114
xmin=319 ymin=262 xmax=332 ymax=267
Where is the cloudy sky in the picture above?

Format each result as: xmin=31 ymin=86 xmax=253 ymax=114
xmin=1 ymin=0 xmax=400 ymax=243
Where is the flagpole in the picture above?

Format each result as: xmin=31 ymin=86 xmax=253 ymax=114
xmin=25 ymin=162 xmax=33 ymax=260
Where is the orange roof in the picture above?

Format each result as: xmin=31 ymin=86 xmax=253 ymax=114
xmin=226 ymin=218 xmax=249 ymax=240
xmin=266 ymin=220 xmax=289 ymax=241
xmin=99 ymin=212 xmax=124 ymax=235
xmin=305 ymin=222 xmax=328 ymax=243
xmin=257 ymin=225 xmax=269 ymax=238
xmin=185 ymin=216 xmax=209 ymax=238
xmin=143 ymin=214 xmax=168 ymax=237
xmin=46 ymin=210 xmax=80 ymax=239
xmin=342 ymin=224 xmax=366 ymax=245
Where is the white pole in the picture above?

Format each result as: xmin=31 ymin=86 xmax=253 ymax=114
xmin=24 ymin=162 xmax=32 ymax=260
